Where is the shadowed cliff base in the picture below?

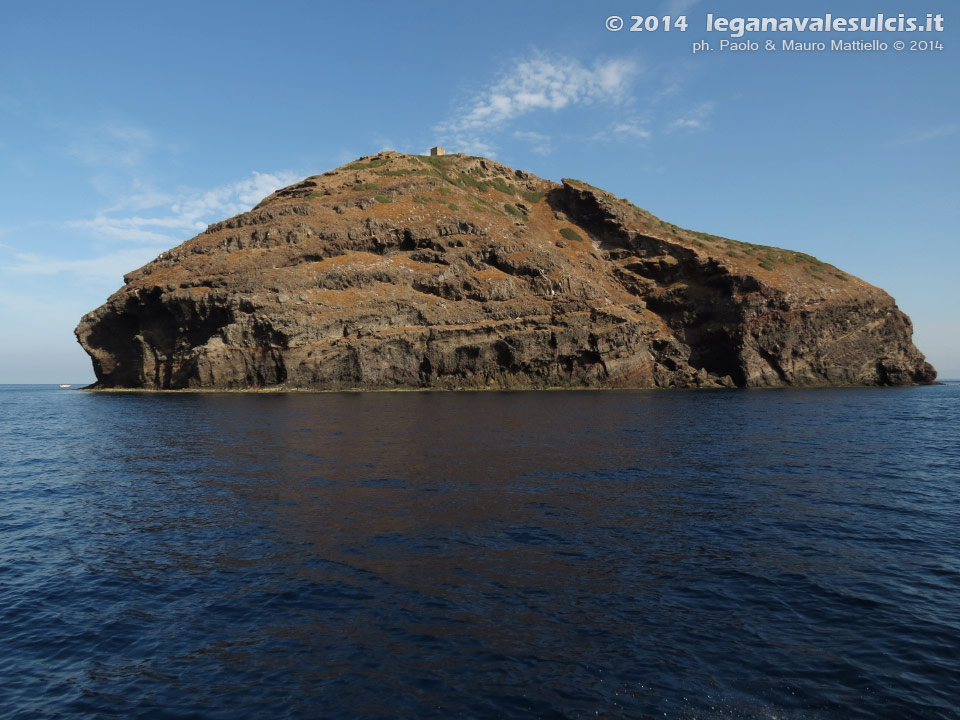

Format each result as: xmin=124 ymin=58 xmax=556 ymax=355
xmin=76 ymin=151 xmax=936 ymax=390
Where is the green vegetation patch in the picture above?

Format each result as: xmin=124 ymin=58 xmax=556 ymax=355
xmin=504 ymin=203 xmax=524 ymax=219
xmin=458 ymin=173 xmax=488 ymax=191
xmin=686 ymin=228 xmax=829 ymax=272
xmin=795 ymin=252 xmax=828 ymax=267
xmin=692 ymin=230 xmax=719 ymax=242
xmin=461 ymin=193 xmax=504 ymax=215
xmin=345 ymin=158 xmax=389 ymax=170
xmin=559 ymin=227 xmax=584 ymax=243
xmin=521 ymin=190 xmax=544 ymax=204
xmin=760 ymin=249 xmax=802 ymax=267
xmin=374 ymin=194 xmax=393 ymax=204
xmin=447 ymin=203 xmax=459 ymax=211
xmin=418 ymin=156 xmax=462 ymax=189
xmin=420 ymin=156 xmax=458 ymax=179
xmin=431 ymin=170 xmax=457 ymax=187
xmin=489 ymin=177 xmax=515 ymax=195
xmin=421 ymin=154 xmax=456 ymax=168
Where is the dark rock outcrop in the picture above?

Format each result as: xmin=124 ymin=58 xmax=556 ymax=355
xmin=76 ymin=151 xmax=936 ymax=390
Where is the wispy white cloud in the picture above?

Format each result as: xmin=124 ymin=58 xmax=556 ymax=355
xmin=54 ymin=116 xmax=299 ymax=244
xmin=94 ymin=178 xmax=175 ymax=214
xmin=436 ymin=52 xmax=639 ymax=155
xmin=448 ymin=136 xmax=500 ymax=158
xmin=591 ymin=119 xmax=652 ymax=144
xmin=67 ymin=215 xmax=203 ymax=244
xmin=667 ymin=101 xmax=716 ymax=132
xmin=663 ymin=0 xmax=700 ymax=15
xmin=69 ymin=170 xmax=300 ymax=245
xmin=650 ymin=61 xmax=701 ymax=105
xmin=64 ymin=123 xmax=159 ymax=168
xmin=171 ymin=171 xmax=299 ymax=224
xmin=612 ymin=121 xmax=652 ymax=140
xmin=442 ymin=54 xmax=638 ymax=134
xmin=513 ymin=130 xmax=552 ymax=156
xmin=3 ymin=247 xmax=168 ymax=283
xmin=3 ymin=170 xmax=301 ymax=289
xmin=435 ymin=51 xmax=710 ymax=155
xmin=895 ymin=123 xmax=959 ymax=145
xmin=370 ymin=133 xmax=399 ymax=154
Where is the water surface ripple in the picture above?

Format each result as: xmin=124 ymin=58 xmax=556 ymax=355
xmin=1 ymin=384 xmax=958 ymax=719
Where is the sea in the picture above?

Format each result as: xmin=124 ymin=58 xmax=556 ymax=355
xmin=1 ymin=383 xmax=958 ymax=719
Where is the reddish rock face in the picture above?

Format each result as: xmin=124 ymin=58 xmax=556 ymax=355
xmin=75 ymin=152 xmax=936 ymax=390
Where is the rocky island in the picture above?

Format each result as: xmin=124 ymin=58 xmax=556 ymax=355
xmin=76 ymin=151 xmax=936 ymax=390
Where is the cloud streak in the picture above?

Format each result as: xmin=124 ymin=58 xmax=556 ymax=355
xmin=896 ymin=123 xmax=959 ymax=145
xmin=667 ymin=101 xmax=716 ymax=132
xmin=512 ymin=130 xmax=552 ymax=156
xmin=613 ymin=121 xmax=652 ymax=139
xmin=437 ymin=52 xmax=639 ymax=155
xmin=69 ymin=170 xmax=300 ymax=245
xmin=3 ymin=247 xmax=169 ymax=283
xmin=64 ymin=123 xmax=159 ymax=168
xmin=443 ymin=55 xmax=637 ymax=133
xmin=435 ymin=51 xmax=715 ymax=155
xmin=4 ymin=170 xmax=300 ymax=287
xmin=663 ymin=0 xmax=700 ymax=16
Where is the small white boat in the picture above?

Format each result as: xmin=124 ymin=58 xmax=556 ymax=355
xmin=59 ymin=384 xmax=72 ymax=388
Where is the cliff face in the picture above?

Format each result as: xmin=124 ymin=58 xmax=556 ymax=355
xmin=75 ymin=151 xmax=936 ymax=390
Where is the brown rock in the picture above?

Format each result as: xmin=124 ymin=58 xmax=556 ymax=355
xmin=75 ymin=151 xmax=936 ymax=390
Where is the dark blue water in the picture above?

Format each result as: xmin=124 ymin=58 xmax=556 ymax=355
xmin=1 ymin=384 xmax=958 ymax=719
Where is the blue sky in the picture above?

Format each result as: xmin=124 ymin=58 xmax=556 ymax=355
xmin=1 ymin=0 xmax=956 ymax=382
